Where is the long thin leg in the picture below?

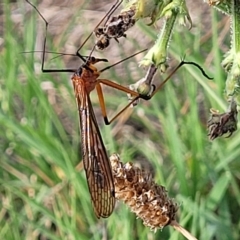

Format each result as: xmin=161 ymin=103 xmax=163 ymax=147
xmin=96 ymin=60 xmax=213 ymax=124
xmin=151 ymin=60 xmax=213 ymax=97
xmin=99 ymin=49 xmax=148 ymax=73
xmin=95 ymin=62 xmax=187 ymax=125
xmin=96 ymin=79 xmax=140 ymax=125
xmin=25 ymin=0 xmax=77 ymax=73
xmin=150 ymin=61 xmax=185 ymax=97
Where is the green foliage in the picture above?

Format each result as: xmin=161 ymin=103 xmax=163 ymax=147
xmin=0 ymin=0 xmax=239 ymax=239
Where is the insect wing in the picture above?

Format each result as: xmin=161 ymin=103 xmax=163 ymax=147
xmin=75 ymin=81 xmax=115 ymax=218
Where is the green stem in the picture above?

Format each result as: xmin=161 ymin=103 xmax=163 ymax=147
xmin=140 ymin=14 xmax=177 ymax=69
xmin=225 ymin=0 xmax=240 ymax=104
xmin=232 ymin=0 xmax=240 ymax=52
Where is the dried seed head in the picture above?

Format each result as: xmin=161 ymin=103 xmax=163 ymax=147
xmin=207 ymin=99 xmax=238 ymax=140
xmin=110 ymin=154 xmax=178 ymax=231
xmin=110 ymin=154 xmax=198 ymax=240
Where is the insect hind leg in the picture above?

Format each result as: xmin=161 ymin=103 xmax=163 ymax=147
xmin=25 ymin=0 xmax=76 ymax=73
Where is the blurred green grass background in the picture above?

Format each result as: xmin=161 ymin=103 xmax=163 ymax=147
xmin=1 ymin=0 xmax=240 ymax=239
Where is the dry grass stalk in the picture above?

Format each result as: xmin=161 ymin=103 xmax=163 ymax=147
xmin=110 ymin=154 xmax=198 ymax=240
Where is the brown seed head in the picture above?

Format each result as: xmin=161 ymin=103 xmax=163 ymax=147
xmin=110 ymin=154 xmax=178 ymax=231
xmin=207 ymin=99 xmax=238 ymax=140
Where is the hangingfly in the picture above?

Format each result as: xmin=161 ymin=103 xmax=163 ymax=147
xmin=24 ymin=0 xmax=118 ymax=218
xmin=25 ymin=0 xmax=146 ymax=218
xmin=71 ymin=57 xmax=115 ymax=218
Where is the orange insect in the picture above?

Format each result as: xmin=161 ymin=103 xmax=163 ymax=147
xmin=70 ymin=54 xmax=143 ymax=217
xmin=72 ymin=56 xmax=115 ymax=218
xmin=25 ymin=0 xmax=144 ymax=218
